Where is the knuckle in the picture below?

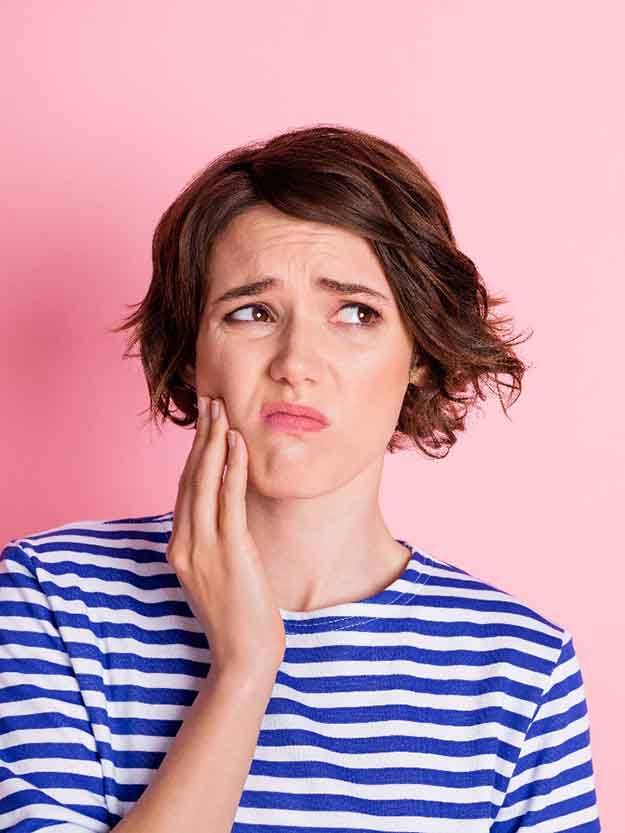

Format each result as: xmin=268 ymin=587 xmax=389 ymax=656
xmin=187 ymin=471 xmax=210 ymax=493
xmin=166 ymin=546 xmax=188 ymax=570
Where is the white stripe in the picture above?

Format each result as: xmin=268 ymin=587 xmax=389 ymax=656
xmin=496 ymin=774 xmax=598 ymax=821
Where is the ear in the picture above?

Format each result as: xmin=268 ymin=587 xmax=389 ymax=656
xmin=409 ymin=363 xmax=428 ymax=387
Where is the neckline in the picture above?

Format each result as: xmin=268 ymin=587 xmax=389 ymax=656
xmin=278 ymin=538 xmax=431 ymax=634
xmin=161 ymin=513 xmax=431 ymax=635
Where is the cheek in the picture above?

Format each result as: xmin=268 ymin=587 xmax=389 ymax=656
xmin=354 ymin=362 xmax=406 ymax=406
xmin=352 ymin=366 xmax=410 ymax=436
xmin=197 ymin=339 xmax=251 ymax=380
xmin=338 ymin=375 xmax=402 ymax=447
xmin=195 ymin=347 xmax=259 ymax=421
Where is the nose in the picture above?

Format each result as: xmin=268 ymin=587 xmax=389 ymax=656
xmin=267 ymin=310 xmax=322 ymax=386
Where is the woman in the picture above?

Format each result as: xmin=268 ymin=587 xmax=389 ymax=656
xmin=0 ymin=124 xmax=601 ymax=831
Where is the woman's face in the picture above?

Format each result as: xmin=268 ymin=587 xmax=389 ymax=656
xmin=188 ymin=203 xmax=417 ymax=498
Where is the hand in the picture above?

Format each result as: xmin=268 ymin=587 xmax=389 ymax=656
xmin=166 ymin=395 xmax=286 ymax=678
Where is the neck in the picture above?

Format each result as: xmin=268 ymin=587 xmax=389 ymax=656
xmin=243 ymin=456 xmax=412 ymax=612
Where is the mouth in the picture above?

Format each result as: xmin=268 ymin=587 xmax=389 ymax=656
xmin=261 ymin=400 xmax=330 ymax=431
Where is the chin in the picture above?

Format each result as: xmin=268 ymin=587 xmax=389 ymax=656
xmin=246 ymin=456 xmax=342 ymax=499
xmin=250 ymin=469 xmax=332 ymax=499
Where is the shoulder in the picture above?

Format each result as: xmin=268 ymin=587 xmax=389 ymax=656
xmin=416 ymin=544 xmax=567 ymax=633
xmin=2 ymin=509 xmax=174 ymax=578
xmin=410 ymin=544 xmax=574 ymax=685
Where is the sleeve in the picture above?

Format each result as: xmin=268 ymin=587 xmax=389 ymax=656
xmin=0 ymin=541 xmax=112 ymax=832
xmin=490 ymin=630 xmax=601 ymax=832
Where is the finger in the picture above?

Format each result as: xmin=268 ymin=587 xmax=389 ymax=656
xmin=218 ymin=428 xmax=249 ymax=541
xmin=191 ymin=397 xmax=230 ymax=533
xmin=170 ymin=395 xmax=216 ymax=556
xmin=174 ymin=395 xmax=212 ymax=517
xmin=180 ymin=395 xmax=213 ymax=479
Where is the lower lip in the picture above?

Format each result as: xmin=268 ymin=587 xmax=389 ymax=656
xmin=264 ymin=412 xmax=327 ymax=432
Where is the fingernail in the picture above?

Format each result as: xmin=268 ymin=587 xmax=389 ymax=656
xmin=211 ymin=398 xmax=220 ymax=420
xmin=227 ymin=429 xmax=237 ymax=450
xmin=197 ymin=396 xmax=207 ymax=417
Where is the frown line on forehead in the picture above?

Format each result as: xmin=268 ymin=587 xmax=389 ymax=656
xmin=210 ymin=275 xmax=392 ymax=308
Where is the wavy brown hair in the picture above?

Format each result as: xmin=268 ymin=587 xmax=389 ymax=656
xmin=111 ymin=123 xmax=533 ymax=459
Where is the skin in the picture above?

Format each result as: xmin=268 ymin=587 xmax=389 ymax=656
xmin=182 ymin=203 xmax=426 ymax=613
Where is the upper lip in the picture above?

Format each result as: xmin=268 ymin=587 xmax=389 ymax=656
xmin=261 ymin=400 xmax=330 ymax=425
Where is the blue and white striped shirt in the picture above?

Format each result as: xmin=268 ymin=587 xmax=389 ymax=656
xmin=0 ymin=511 xmax=601 ymax=831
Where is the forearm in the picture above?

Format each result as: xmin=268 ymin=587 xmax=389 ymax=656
xmin=112 ymin=666 xmax=276 ymax=833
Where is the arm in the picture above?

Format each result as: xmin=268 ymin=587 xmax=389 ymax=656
xmin=113 ymin=395 xmax=284 ymax=832
xmin=0 ymin=541 xmax=110 ymax=832
xmin=490 ymin=631 xmax=601 ymax=832
xmin=111 ymin=666 xmax=276 ymax=833
xmin=0 ymin=537 xmax=278 ymax=833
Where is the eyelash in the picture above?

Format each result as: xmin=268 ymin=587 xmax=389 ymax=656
xmin=223 ymin=302 xmax=383 ymax=328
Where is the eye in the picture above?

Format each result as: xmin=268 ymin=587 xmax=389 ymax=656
xmin=223 ymin=302 xmax=382 ymax=327
xmin=337 ymin=303 xmax=382 ymax=327
xmin=223 ymin=304 xmax=273 ymax=324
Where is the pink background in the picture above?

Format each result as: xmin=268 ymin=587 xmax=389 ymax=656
xmin=1 ymin=1 xmax=621 ymax=822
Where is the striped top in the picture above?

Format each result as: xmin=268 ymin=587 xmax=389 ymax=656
xmin=0 ymin=511 xmax=601 ymax=832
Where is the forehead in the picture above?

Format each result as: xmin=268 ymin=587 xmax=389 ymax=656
xmin=209 ymin=204 xmax=383 ymax=276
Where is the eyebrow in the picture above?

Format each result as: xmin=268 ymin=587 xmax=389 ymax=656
xmin=210 ymin=275 xmax=392 ymax=307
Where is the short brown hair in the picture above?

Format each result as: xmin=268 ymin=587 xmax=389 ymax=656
xmin=111 ymin=123 xmax=533 ymax=459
